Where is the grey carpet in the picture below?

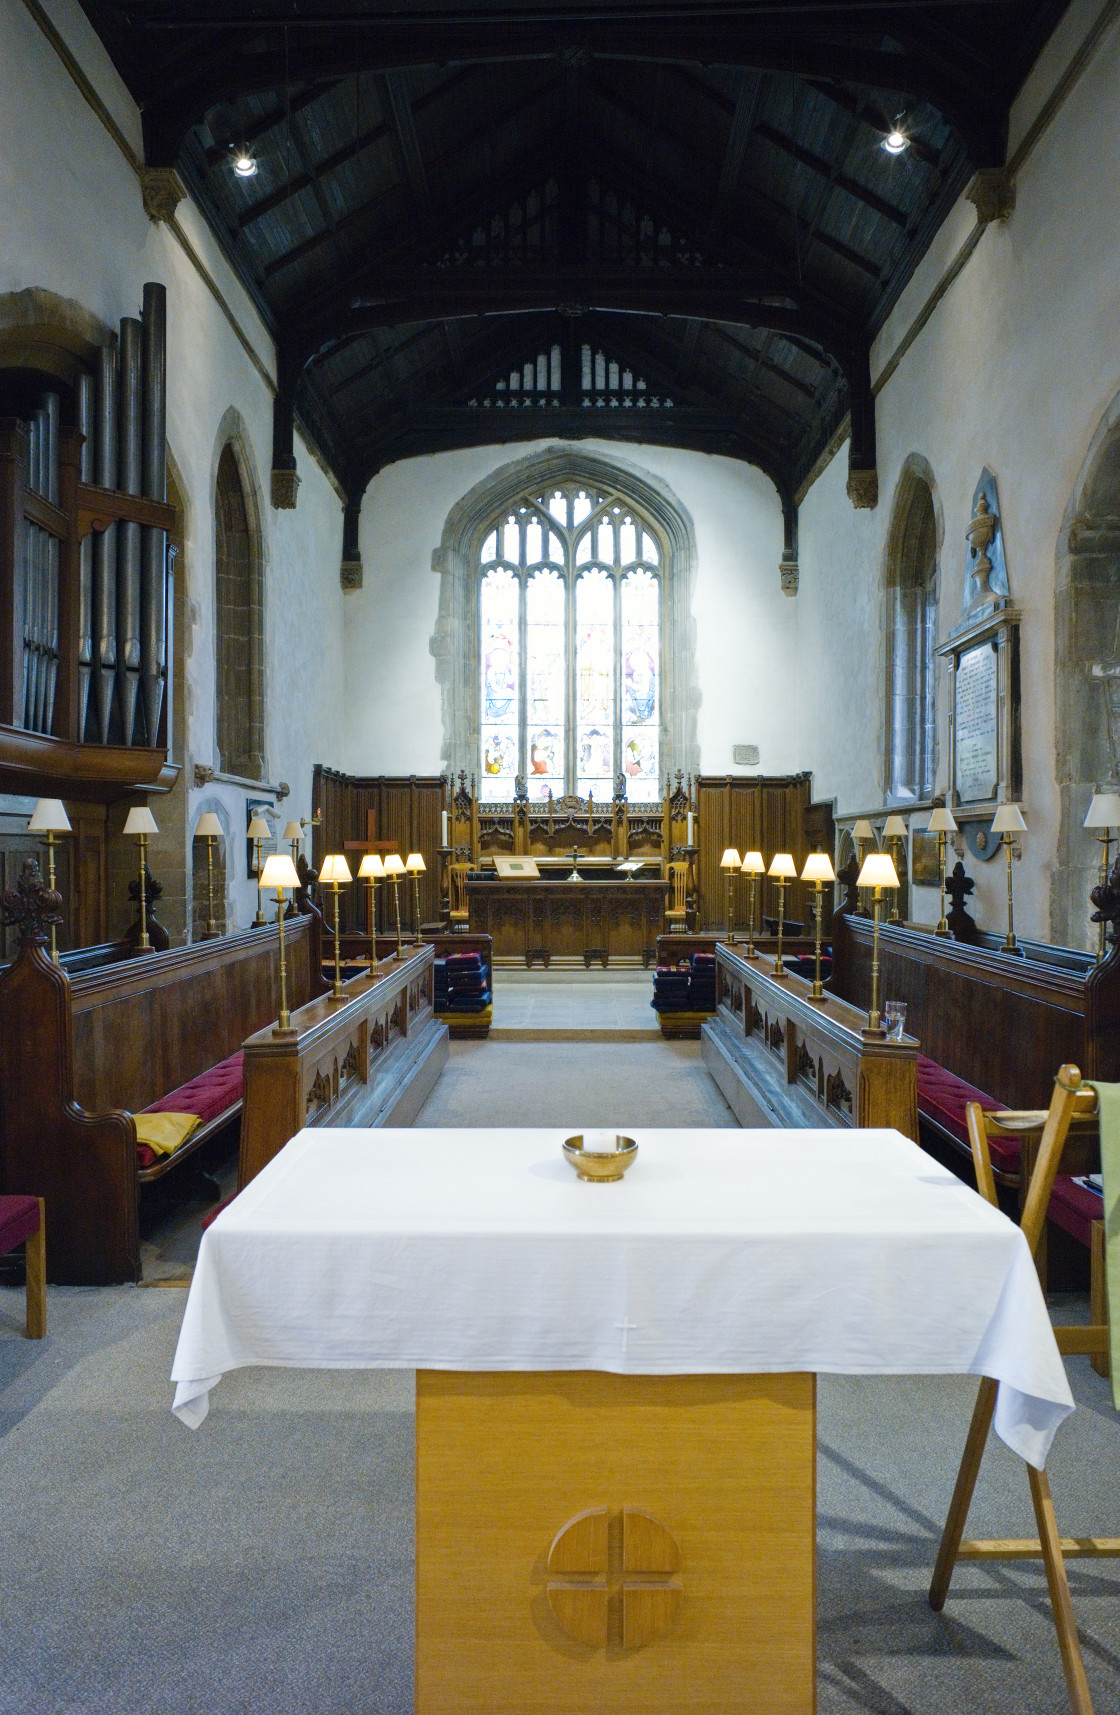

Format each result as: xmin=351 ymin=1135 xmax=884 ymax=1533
xmin=1 ymin=1032 xmax=1118 ymax=1713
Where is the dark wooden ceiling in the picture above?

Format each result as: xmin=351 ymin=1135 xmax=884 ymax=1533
xmin=79 ymin=2 xmax=1069 ymax=512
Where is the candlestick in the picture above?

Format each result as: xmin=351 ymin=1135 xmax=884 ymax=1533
xmin=28 ymin=799 xmax=71 ymax=962
xmin=319 ymin=853 xmax=353 ymax=999
xmin=801 ymin=852 xmax=836 ymax=1001
xmin=768 ymin=853 xmax=796 ymax=978
xmin=123 ymin=806 xmax=158 ymax=950
xmin=740 ymin=852 xmax=764 ymax=959
xmin=442 ymin=810 xmax=449 ymax=846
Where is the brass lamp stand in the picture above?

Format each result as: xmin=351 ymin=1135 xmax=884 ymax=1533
xmin=800 ymin=852 xmax=836 ymax=1001
xmin=195 ymin=812 xmax=222 ymax=937
xmin=123 ymin=805 xmax=159 ymax=950
xmin=768 ymin=852 xmax=797 ymax=979
xmin=384 ymin=853 xmax=407 ymax=957
xmin=358 ymin=853 xmax=385 ymax=976
xmin=319 ymin=854 xmax=353 ymax=1000
xmin=247 ymin=815 xmax=270 ymax=926
xmin=852 ymin=818 xmax=875 ymax=914
xmin=991 ymin=803 xmax=1027 ymax=953
xmin=406 ymin=852 xmax=426 ymax=942
xmin=856 ymin=852 xmax=900 ymax=1033
xmin=720 ymin=848 xmax=741 ymax=942
xmin=927 ymin=806 xmax=958 ymax=936
xmin=740 ymin=851 xmax=764 ymax=958
xmin=260 ymin=853 xmax=301 ymax=1034
xmin=28 ymin=798 xmax=71 ymax=962
xmin=1084 ymin=792 xmax=1120 ymax=961
xmin=882 ymin=815 xmax=907 ymax=923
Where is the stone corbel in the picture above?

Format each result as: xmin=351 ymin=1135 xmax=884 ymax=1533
xmin=340 ymin=487 xmax=364 ymax=587
xmin=779 ymin=550 xmax=799 ymax=596
xmin=779 ymin=491 xmax=799 ymax=595
xmin=967 ymin=168 xmax=1015 ymax=225
xmin=271 ymin=462 xmax=300 ymax=509
xmin=846 ymin=468 xmax=879 ymax=509
xmin=139 ymin=167 xmax=187 ymax=224
xmin=845 ymin=344 xmax=878 ymax=510
xmin=340 ymin=558 xmax=363 ymax=589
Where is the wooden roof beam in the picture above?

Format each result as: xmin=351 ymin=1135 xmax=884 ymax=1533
xmin=754 ymin=124 xmax=910 ymax=228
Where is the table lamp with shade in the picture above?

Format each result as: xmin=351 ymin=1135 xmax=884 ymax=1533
xmin=282 ymin=820 xmax=303 ymax=866
xmin=927 ymin=806 xmax=958 ymax=936
xmin=247 ymin=815 xmax=271 ymax=926
xmin=1084 ymin=792 xmax=1120 ymax=960
xmin=27 ymin=798 xmax=71 ymax=962
xmin=358 ymin=853 xmax=385 ymax=974
xmin=882 ymin=815 xmax=908 ymax=922
xmin=800 ymin=852 xmax=836 ymax=1001
xmin=740 ymin=851 xmax=764 ymax=958
xmin=318 ymin=854 xmax=352 ymax=1000
xmin=767 ymin=852 xmax=797 ymax=978
xmin=856 ymin=851 xmax=900 ymax=1033
xmin=991 ymin=803 xmax=1027 ymax=953
xmin=852 ymin=818 xmax=875 ymax=912
xmin=720 ymin=847 xmax=741 ymax=943
xmin=259 ymin=853 xmax=301 ymax=1034
xmin=383 ymin=853 xmax=406 ymax=957
xmin=122 ymin=806 xmax=158 ymax=950
xmin=406 ymin=852 xmax=426 ymax=942
xmin=194 ymin=812 xmax=223 ymax=938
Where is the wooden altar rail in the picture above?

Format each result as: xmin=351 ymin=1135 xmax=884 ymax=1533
xmin=0 ymin=912 xmax=326 ymax=1284
xmin=239 ymin=943 xmax=446 ymax=1188
xmin=702 ymin=942 xmax=919 ymax=1138
xmin=829 ymin=913 xmax=1120 ymax=1110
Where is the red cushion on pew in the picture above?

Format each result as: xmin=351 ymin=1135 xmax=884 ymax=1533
xmin=140 ymin=1052 xmax=244 ymax=1127
xmin=916 ymin=1055 xmax=1021 ymax=1175
xmin=1047 ymin=1175 xmax=1102 ymax=1250
xmin=0 ymin=1194 xmax=41 ymax=1255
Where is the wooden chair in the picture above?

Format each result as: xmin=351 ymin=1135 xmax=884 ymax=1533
xmin=449 ymin=863 xmax=471 ymax=934
xmin=665 ymin=861 xmax=689 ymax=932
xmin=0 ymin=1196 xmax=45 ymax=1337
xmin=929 ymin=1065 xmax=1117 ymax=1714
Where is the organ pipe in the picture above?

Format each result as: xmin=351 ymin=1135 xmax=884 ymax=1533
xmin=42 ymin=391 xmax=60 ymax=733
xmin=93 ymin=334 xmax=119 ymax=743
xmin=117 ymin=316 xmax=143 ymax=745
xmin=76 ymin=370 xmax=95 ymax=739
xmin=140 ymin=282 xmax=167 ymax=747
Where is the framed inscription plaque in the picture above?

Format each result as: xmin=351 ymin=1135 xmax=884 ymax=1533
xmin=937 ymin=607 xmax=1021 ymax=811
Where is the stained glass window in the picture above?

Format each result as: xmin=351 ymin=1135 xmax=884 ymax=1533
xmin=476 ymin=489 xmax=661 ymax=800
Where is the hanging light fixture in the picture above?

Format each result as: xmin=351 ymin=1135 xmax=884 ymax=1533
xmin=882 ymin=121 xmax=909 ymax=156
xmin=231 ymin=147 xmax=259 ymax=178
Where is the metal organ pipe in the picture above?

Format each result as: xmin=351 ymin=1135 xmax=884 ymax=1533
xmin=76 ymin=369 xmax=95 ymax=740
xmin=140 ymin=282 xmax=167 ymax=747
xmin=117 ymin=316 xmax=143 ymax=745
xmin=42 ymin=390 xmax=60 ymax=733
xmin=93 ymin=334 xmax=119 ymax=743
xmin=23 ymin=410 xmax=42 ymax=729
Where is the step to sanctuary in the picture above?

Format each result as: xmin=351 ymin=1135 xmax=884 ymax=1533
xmin=489 ymin=1026 xmax=661 ymax=1042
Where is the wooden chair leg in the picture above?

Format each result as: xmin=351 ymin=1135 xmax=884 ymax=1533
xmin=1028 ymin=1464 xmax=1095 ymax=1715
xmin=929 ymin=1375 xmax=999 ymax=1609
xmin=1090 ymin=1221 xmax=1109 ymax=1380
xmin=24 ymin=1199 xmax=46 ymax=1339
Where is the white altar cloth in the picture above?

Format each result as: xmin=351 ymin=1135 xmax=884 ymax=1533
xmin=171 ymin=1127 xmax=1073 ymax=1466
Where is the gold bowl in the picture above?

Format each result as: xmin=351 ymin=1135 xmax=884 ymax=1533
xmin=562 ymin=1134 xmax=638 ymax=1182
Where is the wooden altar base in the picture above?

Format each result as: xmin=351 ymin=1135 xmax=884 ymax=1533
xmin=416 ymin=1369 xmax=816 ymax=1715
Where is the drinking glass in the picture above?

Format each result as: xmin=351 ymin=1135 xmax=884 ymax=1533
xmin=884 ymin=1001 xmax=907 ymax=1041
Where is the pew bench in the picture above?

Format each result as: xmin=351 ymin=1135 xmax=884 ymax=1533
xmin=134 ymin=1051 xmax=245 ymax=1184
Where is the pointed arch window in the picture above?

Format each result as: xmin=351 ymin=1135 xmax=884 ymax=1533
xmin=215 ymin=444 xmax=264 ymax=781
xmin=479 ymin=485 xmax=663 ymax=801
xmin=886 ymin=474 xmax=938 ymax=803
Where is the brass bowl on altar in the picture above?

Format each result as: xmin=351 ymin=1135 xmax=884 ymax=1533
xmin=562 ymin=1134 xmax=638 ymax=1182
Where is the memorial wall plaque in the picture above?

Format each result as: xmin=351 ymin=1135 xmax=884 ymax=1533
xmin=954 ymin=641 xmax=999 ymax=802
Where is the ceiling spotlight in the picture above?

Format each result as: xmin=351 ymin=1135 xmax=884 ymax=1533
xmin=231 ymin=148 xmax=258 ymax=178
xmin=882 ymin=125 xmax=908 ymax=156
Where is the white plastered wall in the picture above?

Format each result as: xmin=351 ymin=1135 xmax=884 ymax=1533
xmin=0 ymin=0 xmax=346 ymax=931
xmin=343 ymin=438 xmax=794 ymax=782
xmin=797 ymin=0 xmax=1120 ymax=943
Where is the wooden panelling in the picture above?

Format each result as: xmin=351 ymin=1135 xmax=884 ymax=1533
xmin=467 ymin=879 xmax=667 ymax=966
xmin=313 ymin=766 xmax=446 ymax=933
xmin=695 ymin=774 xmax=832 ymax=936
xmin=0 ymin=799 xmax=107 ymax=961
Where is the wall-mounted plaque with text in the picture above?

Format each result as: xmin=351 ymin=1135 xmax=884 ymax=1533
xmin=954 ymin=641 xmax=999 ymax=802
xmin=937 ymin=606 xmax=1021 ymax=812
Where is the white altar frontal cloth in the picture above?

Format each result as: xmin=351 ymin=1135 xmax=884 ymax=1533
xmin=171 ymin=1127 xmax=1073 ymax=1466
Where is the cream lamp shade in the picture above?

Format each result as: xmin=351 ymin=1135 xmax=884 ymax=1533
xmin=720 ymin=847 xmax=741 ymax=869
xmin=740 ymin=850 xmax=764 ymax=874
xmin=195 ymin=812 xmax=222 ymax=838
xmin=1085 ymin=793 xmax=1120 ymax=828
xmin=991 ymin=802 xmax=1027 ymax=834
xmin=927 ymin=807 xmax=958 ymax=833
xmin=319 ymin=854 xmax=353 ymax=884
xmin=246 ymin=816 xmax=271 ymax=840
xmin=358 ymin=853 xmax=385 ymax=879
xmin=259 ymin=854 xmax=300 ymax=890
xmin=282 ymin=821 xmax=303 ymax=842
xmin=383 ymin=853 xmax=406 ymax=876
xmin=801 ymin=853 xmax=836 ymax=884
xmin=123 ymin=806 xmax=158 ymax=836
xmin=28 ymin=798 xmax=71 ymax=832
xmin=768 ymin=853 xmax=797 ymax=879
xmin=857 ymin=852 xmax=900 ymax=890
xmin=406 ymin=852 xmax=426 ymax=873
xmin=882 ymin=814 xmax=908 ymax=838
xmin=852 ymin=818 xmax=875 ymax=840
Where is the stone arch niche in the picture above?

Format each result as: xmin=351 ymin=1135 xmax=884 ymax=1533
xmin=430 ymin=445 xmax=700 ymax=789
xmin=213 ymin=431 xmax=265 ymax=782
xmin=883 ymin=458 xmax=941 ymax=804
xmin=1054 ymin=398 xmax=1120 ymax=949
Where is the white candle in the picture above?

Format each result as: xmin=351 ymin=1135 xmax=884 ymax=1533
xmin=686 ymin=812 xmax=694 ymax=846
xmin=583 ymin=1129 xmax=616 ymax=1153
xmin=441 ymin=811 xmax=448 ymax=846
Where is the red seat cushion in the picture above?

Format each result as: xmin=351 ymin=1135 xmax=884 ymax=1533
xmin=916 ymin=1055 xmax=1021 ymax=1175
xmin=135 ymin=1052 xmax=244 ymax=1168
xmin=1048 ymin=1175 xmax=1102 ymax=1249
xmin=0 ymin=1194 xmax=41 ymax=1255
